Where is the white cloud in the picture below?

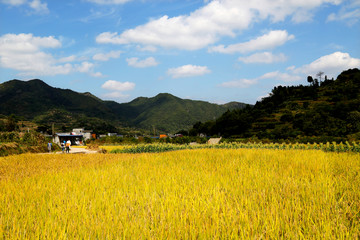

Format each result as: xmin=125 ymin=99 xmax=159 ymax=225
xmin=101 ymin=80 xmax=135 ymax=100
xmin=0 ymin=33 xmax=65 ymax=76
xmin=292 ymin=52 xmax=360 ymax=77
xmin=1 ymin=0 xmax=27 ymax=6
xmin=58 ymin=55 xmax=77 ymax=63
xmin=0 ymin=33 xmax=102 ymax=77
xmin=327 ymin=0 xmax=360 ymax=24
xmin=91 ymin=72 xmax=104 ymax=78
xmin=260 ymin=71 xmax=302 ymax=82
xmin=76 ymin=62 xmax=94 ymax=73
xmin=126 ymin=57 xmax=159 ymax=68
xmin=1 ymin=0 xmax=49 ymax=14
xmin=81 ymin=8 xmax=116 ymax=23
xmin=220 ymin=78 xmax=258 ymax=88
xmin=209 ymin=30 xmax=294 ymax=54
xmin=28 ymin=0 xmax=48 ymax=14
xmin=93 ymin=50 xmax=122 ymax=61
xmin=220 ymin=71 xmax=302 ymax=88
xmin=85 ymin=0 xmax=131 ymax=4
xmin=167 ymin=65 xmax=211 ymax=79
xmin=238 ymin=52 xmax=287 ymax=64
xmin=102 ymin=80 xmax=135 ymax=91
xmin=136 ymin=45 xmax=157 ymax=52
xmin=96 ymin=0 xmax=337 ymax=50
xmin=221 ymin=51 xmax=360 ymax=89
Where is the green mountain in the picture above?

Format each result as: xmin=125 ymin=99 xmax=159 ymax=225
xmin=0 ymin=79 xmax=247 ymax=133
xmin=190 ymin=68 xmax=360 ymax=142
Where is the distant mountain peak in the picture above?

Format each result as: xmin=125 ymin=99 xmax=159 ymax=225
xmin=82 ymin=92 xmax=102 ymax=102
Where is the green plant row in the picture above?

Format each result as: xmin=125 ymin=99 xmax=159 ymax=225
xmin=109 ymin=141 xmax=360 ymax=154
xmin=212 ymin=141 xmax=360 ymax=152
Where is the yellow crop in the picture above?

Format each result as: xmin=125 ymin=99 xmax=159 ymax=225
xmin=1 ymin=149 xmax=359 ymax=239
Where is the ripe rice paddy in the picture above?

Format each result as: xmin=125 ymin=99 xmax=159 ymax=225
xmin=1 ymin=148 xmax=359 ymax=239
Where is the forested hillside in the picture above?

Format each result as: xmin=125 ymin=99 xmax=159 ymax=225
xmin=0 ymin=80 xmax=246 ymax=133
xmin=190 ymin=69 xmax=360 ymax=142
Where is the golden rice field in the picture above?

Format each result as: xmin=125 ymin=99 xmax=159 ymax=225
xmin=1 ymin=149 xmax=360 ymax=239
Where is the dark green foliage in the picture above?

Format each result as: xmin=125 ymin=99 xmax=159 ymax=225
xmin=4 ymin=115 xmax=18 ymax=132
xmin=190 ymin=68 xmax=360 ymax=142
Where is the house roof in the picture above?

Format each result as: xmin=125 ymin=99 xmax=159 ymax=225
xmin=56 ymin=134 xmax=83 ymax=137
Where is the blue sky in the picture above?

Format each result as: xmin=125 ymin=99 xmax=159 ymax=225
xmin=1 ymin=0 xmax=359 ymax=104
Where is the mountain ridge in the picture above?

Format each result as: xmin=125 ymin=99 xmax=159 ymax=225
xmin=0 ymin=79 xmax=249 ymax=133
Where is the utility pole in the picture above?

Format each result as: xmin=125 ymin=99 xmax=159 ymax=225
xmin=316 ymin=71 xmax=324 ymax=84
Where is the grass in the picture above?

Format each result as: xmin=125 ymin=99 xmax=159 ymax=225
xmin=1 ymin=149 xmax=360 ymax=239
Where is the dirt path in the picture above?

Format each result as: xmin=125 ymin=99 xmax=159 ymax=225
xmin=56 ymin=147 xmax=98 ymax=154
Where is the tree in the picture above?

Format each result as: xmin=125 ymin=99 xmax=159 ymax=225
xmin=307 ymin=76 xmax=314 ymax=85
xmin=316 ymin=71 xmax=324 ymax=83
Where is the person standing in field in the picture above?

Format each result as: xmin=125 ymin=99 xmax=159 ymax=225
xmin=61 ymin=141 xmax=65 ymax=153
xmin=47 ymin=141 xmax=52 ymax=153
xmin=66 ymin=140 xmax=71 ymax=153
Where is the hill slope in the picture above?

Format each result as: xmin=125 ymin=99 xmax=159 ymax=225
xmin=124 ymin=93 xmax=244 ymax=132
xmin=0 ymin=79 xmax=247 ymax=133
xmin=190 ymin=68 xmax=360 ymax=142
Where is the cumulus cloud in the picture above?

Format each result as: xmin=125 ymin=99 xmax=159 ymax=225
xmin=167 ymin=65 xmax=211 ymax=79
xmin=93 ymin=50 xmax=122 ymax=61
xmin=85 ymin=0 xmax=131 ymax=4
xmin=1 ymin=0 xmax=49 ymax=14
xmin=0 ymin=33 xmax=65 ymax=76
xmin=126 ymin=57 xmax=159 ymax=68
xmin=101 ymin=80 xmax=135 ymax=91
xmin=238 ymin=52 xmax=287 ymax=64
xmin=209 ymin=30 xmax=294 ymax=54
xmin=101 ymin=80 xmax=135 ymax=100
xmin=0 ymin=33 xmax=102 ymax=77
xmin=292 ymin=52 xmax=360 ymax=77
xmin=95 ymin=0 xmax=337 ymax=50
xmin=75 ymin=61 xmax=103 ymax=77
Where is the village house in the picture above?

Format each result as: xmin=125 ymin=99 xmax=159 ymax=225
xmin=53 ymin=128 xmax=93 ymax=146
xmin=72 ymin=128 xmax=93 ymax=141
